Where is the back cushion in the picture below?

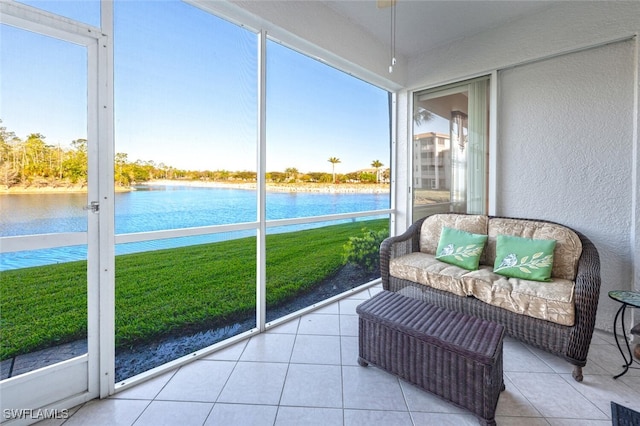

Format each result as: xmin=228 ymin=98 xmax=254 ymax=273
xmin=487 ymin=218 xmax=582 ymax=281
xmin=420 ymin=214 xmax=489 ymax=257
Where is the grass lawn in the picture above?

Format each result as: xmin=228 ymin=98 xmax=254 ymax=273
xmin=0 ymin=219 xmax=387 ymax=360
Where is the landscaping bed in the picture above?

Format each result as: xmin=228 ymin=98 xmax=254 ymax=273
xmin=115 ymin=262 xmax=378 ymax=381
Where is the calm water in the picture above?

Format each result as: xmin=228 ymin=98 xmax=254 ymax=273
xmin=1 ymin=185 xmax=389 ymax=270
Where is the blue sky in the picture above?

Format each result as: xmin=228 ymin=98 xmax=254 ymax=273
xmin=3 ymin=0 xmax=391 ymax=174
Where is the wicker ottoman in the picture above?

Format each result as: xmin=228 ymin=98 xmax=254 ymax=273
xmin=357 ymin=291 xmax=505 ymax=426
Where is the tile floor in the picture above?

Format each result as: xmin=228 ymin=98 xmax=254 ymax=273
xmin=40 ymin=285 xmax=640 ymax=425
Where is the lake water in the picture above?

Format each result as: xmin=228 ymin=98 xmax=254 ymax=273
xmin=1 ymin=185 xmax=390 ymax=270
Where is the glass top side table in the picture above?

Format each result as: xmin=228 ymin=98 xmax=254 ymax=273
xmin=608 ymin=290 xmax=640 ymax=379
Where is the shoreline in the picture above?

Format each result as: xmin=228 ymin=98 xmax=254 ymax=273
xmin=0 ymin=185 xmax=133 ymax=195
xmin=1 ymin=179 xmax=390 ymax=195
xmin=143 ymin=179 xmax=389 ymax=194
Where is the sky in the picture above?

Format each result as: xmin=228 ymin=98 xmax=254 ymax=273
xmin=2 ymin=0 xmax=391 ymax=175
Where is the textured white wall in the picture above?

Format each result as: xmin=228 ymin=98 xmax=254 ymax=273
xmin=406 ymin=2 xmax=640 ymax=89
xmin=402 ymin=3 xmax=640 ymax=331
xmin=498 ymin=41 xmax=635 ymax=330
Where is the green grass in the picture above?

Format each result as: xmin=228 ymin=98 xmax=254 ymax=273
xmin=0 ymin=219 xmax=387 ymax=359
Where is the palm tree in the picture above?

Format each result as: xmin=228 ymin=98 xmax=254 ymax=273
xmin=328 ymin=157 xmax=341 ymax=183
xmin=371 ymin=160 xmax=383 ymax=183
xmin=413 ymin=106 xmax=433 ymax=126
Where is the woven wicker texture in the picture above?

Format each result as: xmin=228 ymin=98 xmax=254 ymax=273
xmin=357 ymin=290 xmax=505 ymax=426
xmin=380 ymin=215 xmax=601 ymax=381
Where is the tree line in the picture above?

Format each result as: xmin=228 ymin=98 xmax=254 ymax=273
xmin=0 ymin=121 xmax=389 ymax=189
xmin=0 ymin=122 xmax=88 ymax=189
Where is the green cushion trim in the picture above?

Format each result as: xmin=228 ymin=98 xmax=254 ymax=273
xmin=493 ymin=234 xmax=556 ymax=281
xmin=435 ymin=227 xmax=487 ymax=271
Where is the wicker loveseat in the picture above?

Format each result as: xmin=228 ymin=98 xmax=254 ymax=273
xmin=380 ymin=213 xmax=601 ymax=381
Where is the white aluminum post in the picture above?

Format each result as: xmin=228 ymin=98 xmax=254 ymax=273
xmin=488 ymin=70 xmax=498 ymax=216
xmin=256 ymin=29 xmax=267 ymax=331
xmin=99 ymin=0 xmax=116 ymax=398
xmin=389 ymin=91 xmax=398 ymax=234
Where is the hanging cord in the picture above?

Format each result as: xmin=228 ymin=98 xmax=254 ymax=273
xmin=389 ymin=1 xmax=397 ymax=73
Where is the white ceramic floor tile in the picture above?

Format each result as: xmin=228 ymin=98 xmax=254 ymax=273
xmin=312 ymin=302 xmax=340 ymax=315
xmin=267 ymin=318 xmax=301 ymax=333
xmin=410 ymin=411 xmax=479 ymax=425
xmin=155 ymin=360 xmax=235 ymax=402
xmin=546 ymin=419 xmax=611 ymax=426
xmin=32 ymin=405 xmax=83 ymax=426
xmin=339 ymin=314 xmax=359 ymax=337
xmin=591 ymin=330 xmax=617 ymax=346
xmin=399 ymin=381 xmax=467 ymax=414
xmin=619 ymin=372 xmax=640 ymax=391
xmin=217 ymin=362 xmax=288 ymax=405
xmin=340 ymin=336 xmax=360 ymax=366
xmin=494 ymin=417 xmax=552 ymax=425
xmin=62 ymin=399 xmax=150 ymax=426
xmin=113 ymin=370 xmax=176 ymax=400
xmin=348 ymin=288 xmax=373 ymax=299
xmin=342 ymin=365 xmax=407 ymax=411
xmin=507 ymin=372 xmax=607 ymax=420
xmin=367 ymin=286 xmax=383 ymax=297
xmin=525 ymin=346 xmax=576 ymax=375
xmin=274 ymin=406 xmax=343 ymax=426
xmin=204 ymin=403 xmax=278 ymax=426
xmin=44 ymin=291 xmax=640 ymax=426
xmin=561 ymin=372 xmax=640 ymax=415
xmin=133 ymin=400 xmax=212 ymax=426
xmin=280 ymin=364 xmax=343 ymax=408
xmin=290 ymin=334 xmax=341 ymax=365
xmin=503 ymin=340 xmax=555 ymax=373
xmin=494 ymin=376 xmax=543 ymax=418
xmin=344 ymin=409 xmax=413 ymax=425
xmin=586 ymin=344 xmax=629 ymax=376
xmin=297 ymin=313 xmax=341 ymax=336
xmin=338 ymin=299 xmax=364 ymax=315
xmin=203 ymin=340 xmax=248 ymax=361
xmin=239 ymin=333 xmax=296 ymax=363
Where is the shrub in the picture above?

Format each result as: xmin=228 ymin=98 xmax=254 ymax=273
xmin=343 ymin=227 xmax=389 ymax=272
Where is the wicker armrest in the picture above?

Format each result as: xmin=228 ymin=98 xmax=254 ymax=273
xmin=567 ymin=230 xmax=601 ymax=365
xmin=380 ymin=217 xmax=427 ymax=288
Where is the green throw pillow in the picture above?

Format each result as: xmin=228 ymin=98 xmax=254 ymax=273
xmin=435 ymin=227 xmax=488 ymax=270
xmin=493 ymin=235 xmax=557 ymax=281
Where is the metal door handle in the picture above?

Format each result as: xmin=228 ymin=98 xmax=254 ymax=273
xmin=83 ymin=201 xmax=100 ymax=212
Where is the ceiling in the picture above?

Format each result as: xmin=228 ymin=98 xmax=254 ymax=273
xmin=323 ymin=1 xmax=556 ymax=57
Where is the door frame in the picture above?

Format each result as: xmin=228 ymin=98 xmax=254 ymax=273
xmin=0 ymin=1 xmax=112 ymax=421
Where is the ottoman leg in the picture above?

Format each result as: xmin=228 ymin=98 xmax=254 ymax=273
xmin=357 ymin=357 xmax=368 ymax=367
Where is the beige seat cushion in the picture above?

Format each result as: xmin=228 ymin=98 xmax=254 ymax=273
xmin=487 ymin=218 xmax=582 ymax=281
xmin=389 ymin=252 xmax=468 ymax=296
xmin=463 ymin=268 xmax=575 ymax=326
xmin=393 ymin=214 xmax=580 ymax=326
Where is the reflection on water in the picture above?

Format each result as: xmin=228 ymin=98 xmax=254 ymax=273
xmin=1 ymin=185 xmax=389 ymax=270
xmin=0 ymin=192 xmax=88 ymax=236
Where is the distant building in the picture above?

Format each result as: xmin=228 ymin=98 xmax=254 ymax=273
xmin=413 ymin=132 xmax=451 ymax=190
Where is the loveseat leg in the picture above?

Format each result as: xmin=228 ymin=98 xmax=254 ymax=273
xmin=572 ymin=366 xmax=583 ymax=382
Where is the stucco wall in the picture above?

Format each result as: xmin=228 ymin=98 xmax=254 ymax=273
xmin=498 ymin=40 xmax=635 ymax=330
xmin=403 ymin=3 xmax=639 ymax=332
